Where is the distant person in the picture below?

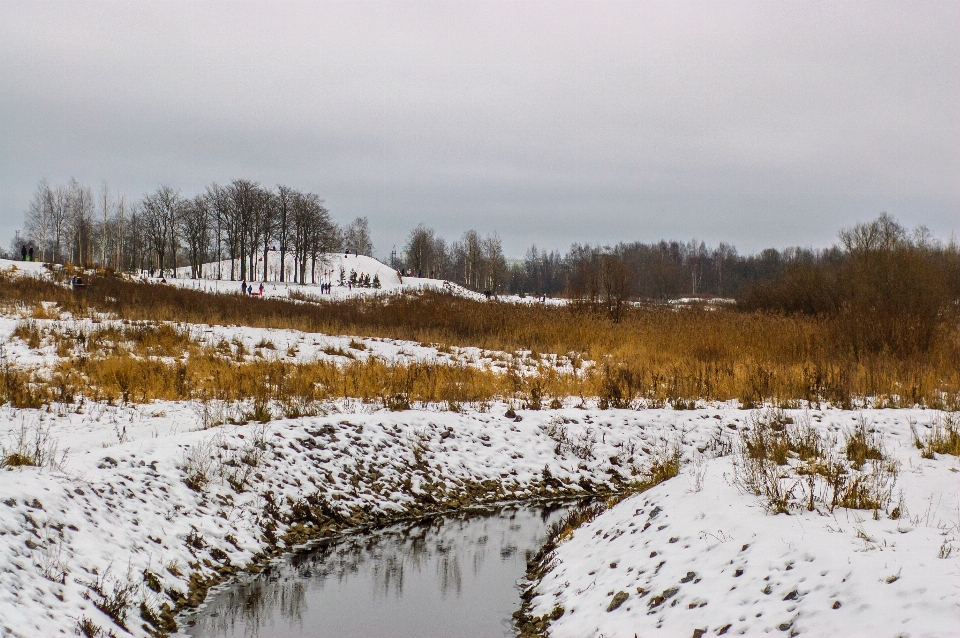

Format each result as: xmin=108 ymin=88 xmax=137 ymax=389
xmin=241 ymin=279 xmax=246 ymax=294
xmin=20 ymin=245 xmax=26 ymax=261
xmin=247 ymin=284 xmax=253 ymax=295
xmin=259 ymin=282 xmax=264 ymax=296
xmin=28 ymin=247 xmax=34 ymax=261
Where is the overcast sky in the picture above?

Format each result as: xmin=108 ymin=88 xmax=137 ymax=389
xmin=1 ymin=1 xmax=957 ymax=258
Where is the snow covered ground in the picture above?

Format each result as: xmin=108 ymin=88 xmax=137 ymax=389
xmin=169 ymin=252 xmax=567 ymax=305
xmin=523 ymin=410 xmax=960 ymax=638
xmin=2 ymin=257 xmax=957 ymax=637
xmin=1 ymin=314 xmax=581 ymax=379
xmin=0 ymin=402 xmax=692 ymax=638
xmin=167 ymin=252 xmax=480 ymax=301
xmin=1 ymin=404 xmax=957 ymax=637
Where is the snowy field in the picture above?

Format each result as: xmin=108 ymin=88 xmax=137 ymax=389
xmin=0 ymin=314 xmax=578 ymax=378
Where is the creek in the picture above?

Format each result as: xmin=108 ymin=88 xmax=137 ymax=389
xmin=183 ymin=502 xmax=574 ymax=638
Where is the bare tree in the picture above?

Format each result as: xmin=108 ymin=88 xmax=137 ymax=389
xmin=180 ymin=194 xmax=211 ymax=278
xmin=258 ymin=188 xmax=275 ymax=282
xmin=67 ymin=179 xmax=94 ymax=265
xmin=275 ymin=185 xmax=295 ymax=282
xmin=206 ymin=183 xmax=232 ymax=279
xmin=290 ymin=191 xmax=335 ymax=284
xmin=227 ymin=179 xmax=260 ymax=281
xmin=482 ymin=232 xmax=507 ymax=293
xmin=403 ymin=223 xmax=435 ymax=275
xmin=99 ymin=181 xmax=111 ymax=267
xmin=141 ymin=185 xmax=181 ymax=274
xmin=25 ymin=180 xmax=53 ymax=261
xmin=343 ymin=216 xmax=373 ymax=256
xmin=115 ymin=194 xmax=126 ymax=269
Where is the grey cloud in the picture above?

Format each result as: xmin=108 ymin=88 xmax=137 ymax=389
xmin=1 ymin=1 xmax=957 ymax=257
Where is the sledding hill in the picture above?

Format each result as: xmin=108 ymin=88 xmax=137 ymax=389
xmin=168 ymin=251 xmax=466 ymax=299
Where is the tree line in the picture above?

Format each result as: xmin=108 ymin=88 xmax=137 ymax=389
xmin=17 ymin=178 xmax=373 ymax=284
xmin=15 ymin=180 xmax=960 ymax=321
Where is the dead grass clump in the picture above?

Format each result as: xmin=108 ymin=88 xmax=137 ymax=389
xmin=541 ymin=417 xmax=596 ymax=460
xmin=912 ymin=412 xmax=960 ymax=458
xmin=80 ymin=566 xmax=138 ymax=631
xmin=0 ymin=355 xmax=46 ymax=409
xmin=180 ymin=439 xmax=218 ymax=492
xmin=845 ymin=417 xmax=886 ymax=469
xmin=321 ymin=345 xmax=354 ymax=359
xmin=12 ymin=320 xmax=42 ymax=349
xmin=0 ymin=419 xmax=64 ymax=470
xmin=640 ymin=440 xmax=682 ymax=487
xmin=734 ymin=409 xmax=898 ymax=515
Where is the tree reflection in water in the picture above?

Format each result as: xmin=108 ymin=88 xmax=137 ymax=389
xmin=186 ymin=503 xmax=574 ymax=638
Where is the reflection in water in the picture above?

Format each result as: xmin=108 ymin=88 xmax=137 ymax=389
xmin=183 ymin=503 xmax=572 ymax=638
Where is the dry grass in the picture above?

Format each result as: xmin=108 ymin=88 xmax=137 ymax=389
xmin=2 ymin=271 xmax=959 ymax=407
xmin=912 ymin=412 xmax=960 ymax=458
xmin=733 ymin=409 xmax=899 ymax=515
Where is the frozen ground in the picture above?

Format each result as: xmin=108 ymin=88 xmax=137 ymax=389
xmin=524 ymin=410 xmax=960 ymax=638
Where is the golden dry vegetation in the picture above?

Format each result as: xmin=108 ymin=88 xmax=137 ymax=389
xmin=2 ymin=268 xmax=959 ymax=410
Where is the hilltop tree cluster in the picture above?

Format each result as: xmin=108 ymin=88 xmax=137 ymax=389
xmin=17 ymin=178 xmax=373 ymax=284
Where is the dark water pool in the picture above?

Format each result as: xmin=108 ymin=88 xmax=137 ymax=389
xmin=182 ymin=503 xmax=573 ymax=638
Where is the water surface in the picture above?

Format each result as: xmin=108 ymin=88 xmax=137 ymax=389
xmin=185 ymin=503 xmax=572 ymax=638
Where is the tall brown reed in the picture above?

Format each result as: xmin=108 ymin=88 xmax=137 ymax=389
xmin=3 ymin=271 xmax=958 ymax=407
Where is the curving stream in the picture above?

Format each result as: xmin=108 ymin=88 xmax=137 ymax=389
xmin=182 ymin=503 xmax=574 ymax=638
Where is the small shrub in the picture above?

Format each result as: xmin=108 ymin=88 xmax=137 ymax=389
xmin=845 ymin=417 xmax=885 ymax=470
xmin=80 ymin=567 xmax=138 ymax=630
xmin=912 ymin=412 xmax=960 ymax=458
xmin=76 ymin=617 xmax=101 ymax=638
xmin=385 ymin=393 xmax=411 ymax=412
xmin=180 ymin=439 xmax=217 ymax=492
xmin=1 ymin=419 xmax=65 ymax=471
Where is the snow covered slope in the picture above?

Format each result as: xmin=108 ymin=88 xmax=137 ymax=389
xmin=0 ymin=404 xmax=686 ymax=638
xmin=0 ymin=258 xmax=48 ymax=277
xmin=524 ymin=411 xmax=960 ymax=638
xmin=1 ymin=405 xmax=957 ymax=636
xmin=168 ymin=251 xmax=460 ymax=300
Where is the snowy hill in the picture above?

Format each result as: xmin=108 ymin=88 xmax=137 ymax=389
xmin=0 ymin=258 xmax=48 ymax=277
xmin=167 ymin=251 xmax=464 ymax=300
